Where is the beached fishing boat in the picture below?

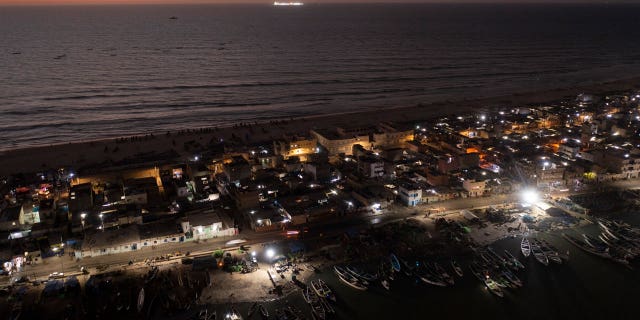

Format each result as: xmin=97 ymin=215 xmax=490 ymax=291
xmin=468 ymin=261 xmax=485 ymax=282
xmin=381 ymin=279 xmax=391 ymax=290
xmin=304 ymin=290 xmax=326 ymax=320
xmin=487 ymin=247 xmax=507 ymax=266
xmin=333 ymin=265 xmax=348 ymax=278
xmin=451 ymin=259 xmax=464 ymax=277
xmin=206 ymin=271 xmax=212 ymax=287
xmin=346 ymin=265 xmax=378 ymax=282
xmin=563 ymin=233 xmax=611 ymax=258
xmin=389 ymin=254 xmax=401 ymax=272
xmin=531 ymin=242 xmax=549 ymax=266
xmin=399 ymin=257 xmax=415 ymax=276
xmin=433 ymin=262 xmax=455 ymax=285
xmin=336 ymin=271 xmax=368 ymax=290
xmin=137 ymin=288 xmax=145 ymax=313
xmin=417 ymin=263 xmax=447 ymax=287
xmin=311 ymin=279 xmax=336 ymax=301
xmin=521 ymin=237 xmax=531 ymax=257
xmin=302 ymin=286 xmax=312 ymax=303
xmin=247 ymin=302 xmax=258 ymax=318
xmin=345 ymin=266 xmax=372 ymax=285
xmin=503 ymin=250 xmax=525 ymax=270
xmin=311 ymin=303 xmax=326 ymax=320
xmin=320 ymin=297 xmax=334 ymax=314
xmin=484 ymin=278 xmax=504 ymax=298
xmin=259 ymin=304 xmax=269 ymax=319
xmin=228 ymin=306 xmax=243 ymax=320
xmin=583 ymin=234 xmax=608 ymax=251
xmin=537 ymin=239 xmax=562 ymax=264
xmin=501 ymin=270 xmax=523 ymax=287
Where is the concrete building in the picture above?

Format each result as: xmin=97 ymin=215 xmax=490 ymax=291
xmin=224 ymin=156 xmax=252 ymax=183
xmin=228 ymin=185 xmax=260 ymax=210
xmin=398 ymin=181 xmax=422 ymax=206
xmin=357 ymin=156 xmax=385 ymax=178
xmin=595 ymin=149 xmax=640 ymax=179
xmin=180 ymin=211 xmax=237 ymax=240
xmin=273 ymin=135 xmax=318 ymax=162
xmin=462 ymin=179 xmax=486 ymax=197
xmin=311 ymin=123 xmax=413 ymax=158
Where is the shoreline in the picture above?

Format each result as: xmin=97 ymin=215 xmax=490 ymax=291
xmin=2 ymin=75 xmax=640 ymax=176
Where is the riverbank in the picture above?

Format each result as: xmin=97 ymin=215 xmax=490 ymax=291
xmin=2 ymin=76 xmax=640 ymax=176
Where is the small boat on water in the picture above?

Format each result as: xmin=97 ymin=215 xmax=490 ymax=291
xmin=537 ymin=239 xmax=562 ymax=264
xmin=137 ymin=288 xmax=145 ymax=313
xmin=432 ymin=262 xmax=454 ymax=285
xmin=521 ymin=237 xmax=531 ymax=257
xmin=468 ymin=261 xmax=485 ymax=282
xmin=503 ymin=250 xmax=525 ymax=270
xmin=311 ymin=279 xmax=336 ymax=302
xmin=258 ymin=304 xmax=269 ymax=319
xmin=417 ymin=263 xmax=447 ymax=287
xmin=484 ymin=278 xmax=504 ymax=298
xmin=451 ymin=259 xmax=464 ymax=277
xmin=531 ymin=241 xmax=549 ymax=266
xmin=381 ymin=279 xmax=391 ymax=290
xmin=389 ymin=254 xmax=401 ymax=272
xmin=501 ymin=270 xmax=523 ymax=287
xmin=487 ymin=247 xmax=507 ymax=266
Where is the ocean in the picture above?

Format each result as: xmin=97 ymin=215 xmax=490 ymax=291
xmin=1 ymin=3 xmax=640 ymax=150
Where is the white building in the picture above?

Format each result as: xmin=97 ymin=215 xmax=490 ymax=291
xmin=398 ymin=183 xmax=422 ymax=207
xmin=358 ymin=157 xmax=385 ymax=178
xmin=462 ymin=179 xmax=486 ymax=197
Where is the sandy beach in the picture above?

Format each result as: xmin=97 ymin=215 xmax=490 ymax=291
xmin=2 ymin=76 xmax=640 ymax=177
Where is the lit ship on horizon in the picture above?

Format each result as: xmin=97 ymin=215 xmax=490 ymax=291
xmin=273 ymin=2 xmax=304 ymax=6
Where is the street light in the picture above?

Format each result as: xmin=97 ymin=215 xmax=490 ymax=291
xmin=52 ymin=246 xmax=64 ymax=271
xmin=80 ymin=213 xmax=87 ymax=234
xmin=521 ymin=189 xmax=539 ymax=205
xmin=266 ymin=248 xmax=275 ymax=260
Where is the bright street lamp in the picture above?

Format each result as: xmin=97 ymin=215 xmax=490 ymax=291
xmin=266 ymin=248 xmax=275 ymax=260
xmin=80 ymin=213 xmax=87 ymax=233
xmin=521 ymin=189 xmax=539 ymax=205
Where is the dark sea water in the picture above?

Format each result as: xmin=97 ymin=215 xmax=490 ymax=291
xmin=2 ymin=3 xmax=640 ymax=150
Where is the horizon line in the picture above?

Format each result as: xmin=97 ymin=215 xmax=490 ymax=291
xmin=0 ymin=1 xmax=637 ymax=7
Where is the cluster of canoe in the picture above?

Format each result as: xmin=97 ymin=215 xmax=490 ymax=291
xmin=245 ymin=303 xmax=269 ymax=319
xmin=521 ymin=237 xmax=566 ymax=266
xmin=469 ymin=247 xmax=526 ymax=298
xmin=333 ymin=265 xmax=375 ymax=290
xmin=301 ymin=280 xmax=336 ymax=320
xmin=562 ymin=219 xmax=640 ymax=267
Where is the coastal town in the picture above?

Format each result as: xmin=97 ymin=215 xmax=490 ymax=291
xmin=2 ymin=89 xmax=640 ymax=319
